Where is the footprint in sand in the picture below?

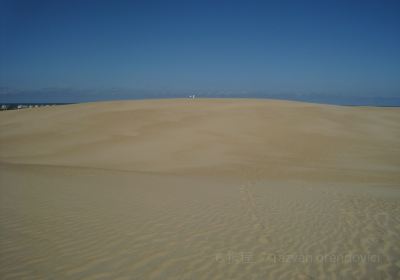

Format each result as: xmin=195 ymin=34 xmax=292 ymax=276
xmin=240 ymin=183 xmax=269 ymax=244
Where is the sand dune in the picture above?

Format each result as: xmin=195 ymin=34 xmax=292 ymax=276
xmin=0 ymin=99 xmax=399 ymax=279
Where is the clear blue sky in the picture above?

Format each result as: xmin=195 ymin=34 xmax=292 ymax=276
xmin=1 ymin=0 xmax=399 ymax=104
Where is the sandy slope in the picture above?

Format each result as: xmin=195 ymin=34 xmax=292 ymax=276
xmin=0 ymin=99 xmax=399 ymax=279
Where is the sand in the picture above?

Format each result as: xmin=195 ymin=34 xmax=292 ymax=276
xmin=0 ymin=98 xmax=399 ymax=279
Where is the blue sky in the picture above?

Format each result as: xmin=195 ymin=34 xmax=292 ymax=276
xmin=1 ymin=0 xmax=399 ymax=104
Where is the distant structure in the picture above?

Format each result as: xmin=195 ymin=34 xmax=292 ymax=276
xmin=189 ymin=94 xmax=196 ymax=99
xmin=0 ymin=103 xmax=62 ymax=111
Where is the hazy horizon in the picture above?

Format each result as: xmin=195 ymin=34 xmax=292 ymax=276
xmin=1 ymin=87 xmax=400 ymax=106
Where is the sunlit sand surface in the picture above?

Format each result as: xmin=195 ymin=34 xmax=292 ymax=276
xmin=1 ymin=99 xmax=399 ymax=279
